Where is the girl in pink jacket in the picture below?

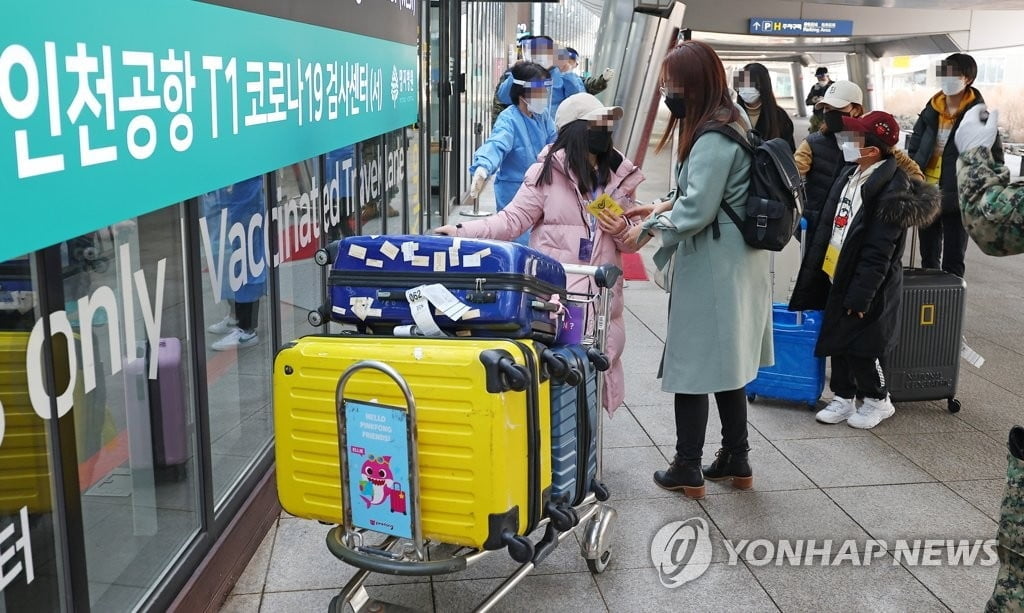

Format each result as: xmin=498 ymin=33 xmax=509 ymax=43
xmin=436 ymin=93 xmax=645 ymax=414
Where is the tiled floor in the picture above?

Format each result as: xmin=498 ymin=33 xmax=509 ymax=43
xmin=219 ymin=120 xmax=1021 ymax=611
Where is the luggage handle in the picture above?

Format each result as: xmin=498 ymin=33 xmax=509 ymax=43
xmin=377 ymin=289 xmax=498 ymax=304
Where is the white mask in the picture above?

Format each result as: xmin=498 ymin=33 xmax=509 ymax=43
xmin=841 ymin=140 xmax=863 ymax=162
xmin=738 ymin=87 xmax=760 ymax=104
xmin=527 ymin=95 xmax=550 ymax=115
xmin=532 ymin=54 xmax=553 ymax=68
xmin=938 ymin=76 xmax=967 ymax=96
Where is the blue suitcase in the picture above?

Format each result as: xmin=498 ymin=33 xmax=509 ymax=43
xmin=326 ymin=235 xmax=567 ymax=342
xmin=547 ymin=344 xmax=609 ymax=511
xmin=746 ymin=305 xmax=826 ymax=407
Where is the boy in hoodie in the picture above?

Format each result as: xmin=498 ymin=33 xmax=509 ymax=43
xmin=790 ymin=111 xmax=940 ymax=429
xmin=908 ymin=53 xmax=1004 ymax=277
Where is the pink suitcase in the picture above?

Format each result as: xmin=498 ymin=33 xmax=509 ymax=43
xmin=124 ymin=338 xmax=188 ymax=481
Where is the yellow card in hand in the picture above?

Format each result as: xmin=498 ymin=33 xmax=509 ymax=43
xmin=587 ymin=193 xmax=624 ymax=217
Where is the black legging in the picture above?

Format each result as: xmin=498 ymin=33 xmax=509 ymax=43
xmin=674 ymin=388 xmax=749 ymax=461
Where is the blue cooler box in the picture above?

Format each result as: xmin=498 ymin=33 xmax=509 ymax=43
xmin=746 ymin=305 xmax=825 ymax=407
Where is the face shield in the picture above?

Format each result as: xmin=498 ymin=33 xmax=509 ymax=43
xmin=513 ymin=78 xmax=553 ymax=114
xmin=525 ymin=43 xmax=555 ymax=68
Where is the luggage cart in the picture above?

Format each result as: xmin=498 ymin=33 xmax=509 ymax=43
xmin=324 ymin=263 xmax=621 ymax=613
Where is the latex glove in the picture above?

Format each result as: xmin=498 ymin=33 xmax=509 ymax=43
xmin=602 ymin=68 xmax=615 ymax=81
xmin=955 ymin=105 xmax=999 ymax=152
xmin=469 ymin=167 xmax=489 ymax=198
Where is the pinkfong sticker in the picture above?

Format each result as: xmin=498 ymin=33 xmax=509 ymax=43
xmin=345 ymin=399 xmax=413 ymax=538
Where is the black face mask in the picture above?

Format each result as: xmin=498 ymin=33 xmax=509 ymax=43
xmin=587 ymin=129 xmax=613 ymax=154
xmin=824 ymin=109 xmax=849 ymax=133
xmin=663 ymin=97 xmax=686 ymax=119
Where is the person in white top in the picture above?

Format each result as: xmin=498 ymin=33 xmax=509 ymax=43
xmin=789 ymin=111 xmax=941 ymax=429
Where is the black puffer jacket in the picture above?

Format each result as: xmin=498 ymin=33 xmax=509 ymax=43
xmin=802 ymin=131 xmax=843 ymax=235
xmin=789 ymin=158 xmax=941 ymax=357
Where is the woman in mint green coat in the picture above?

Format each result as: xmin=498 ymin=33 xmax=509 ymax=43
xmin=627 ymin=41 xmax=773 ymax=500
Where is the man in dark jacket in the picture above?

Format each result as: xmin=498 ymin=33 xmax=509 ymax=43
xmin=805 ymin=67 xmax=833 ymax=131
xmin=790 ymin=111 xmax=940 ymax=429
xmin=907 ymin=53 xmax=1003 ymax=277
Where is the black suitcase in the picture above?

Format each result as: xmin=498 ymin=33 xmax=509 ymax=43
xmin=884 ymin=268 xmax=967 ymax=413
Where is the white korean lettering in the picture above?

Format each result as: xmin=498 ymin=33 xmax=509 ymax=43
xmin=0 ymin=507 xmax=34 ymax=592
xmin=244 ymin=60 xmax=266 ymax=126
xmin=119 ymin=51 xmax=159 ymax=160
xmin=66 ymin=43 xmax=117 ymax=166
xmin=266 ymin=61 xmax=286 ymax=123
xmin=1 ymin=44 xmax=65 ymax=177
xmin=286 ymin=59 xmax=302 ymax=126
xmin=160 ymin=49 xmax=196 ymax=152
xmin=325 ymin=62 xmax=338 ymax=120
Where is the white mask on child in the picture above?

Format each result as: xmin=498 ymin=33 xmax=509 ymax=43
xmin=841 ymin=140 xmax=863 ymax=162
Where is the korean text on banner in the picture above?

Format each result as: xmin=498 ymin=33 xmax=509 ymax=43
xmin=0 ymin=0 xmax=419 ymax=262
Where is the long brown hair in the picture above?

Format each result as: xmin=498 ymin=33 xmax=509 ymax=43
xmin=656 ymin=40 xmax=740 ymax=162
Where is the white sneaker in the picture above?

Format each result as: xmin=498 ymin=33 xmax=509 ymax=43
xmin=816 ymin=397 xmax=856 ymax=424
xmin=848 ymin=396 xmax=896 ymax=429
xmin=208 ymin=315 xmax=238 ymax=334
xmin=211 ymin=328 xmax=258 ymax=351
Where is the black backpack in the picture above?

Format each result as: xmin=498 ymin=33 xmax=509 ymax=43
xmin=699 ymin=124 xmax=805 ymax=251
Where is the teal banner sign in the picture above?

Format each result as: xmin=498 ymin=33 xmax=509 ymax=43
xmin=0 ymin=0 xmax=419 ymax=262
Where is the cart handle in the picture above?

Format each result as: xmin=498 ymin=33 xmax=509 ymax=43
xmin=562 ymin=263 xmax=623 ymax=289
xmin=335 ymin=361 xmax=426 ymax=563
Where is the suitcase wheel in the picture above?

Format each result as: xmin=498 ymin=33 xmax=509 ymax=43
xmin=587 ymin=348 xmax=611 ymax=372
xmin=541 ymin=350 xmax=574 ymax=385
xmin=502 ymin=531 xmax=535 ymax=564
xmin=747 ymin=394 xmax=756 ymax=403
xmin=948 ymin=398 xmax=962 ymax=414
xmin=590 ymin=480 xmax=610 ymax=502
xmin=547 ymin=505 xmax=576 ymax=532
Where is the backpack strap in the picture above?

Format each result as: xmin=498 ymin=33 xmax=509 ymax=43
xmin=694 ymin=122 xmax=754 ymax=239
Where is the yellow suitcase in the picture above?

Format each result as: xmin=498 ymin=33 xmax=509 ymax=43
xmin=274 ymin=335 xmax=552 ymax=550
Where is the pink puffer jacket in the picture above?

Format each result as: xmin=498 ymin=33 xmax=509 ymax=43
xmin=454 ymin=146 xmax=645 ymax=414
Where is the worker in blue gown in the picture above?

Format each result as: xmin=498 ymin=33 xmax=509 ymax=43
xmin=469 ymin=61 xmax=557 ymax=244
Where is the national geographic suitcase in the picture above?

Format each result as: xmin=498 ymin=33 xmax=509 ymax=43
xmin=124 ymin=338 xmax=189 ymax=481
xmin=548 ymin=344 xmax=608 ymax=509
xmin=323 ymin=235 xmax=566 ymax=343
xmin=274 ymin=335 xmax=553 ymax=551
xmin=884 ymin=269 xmax=967 ymax=413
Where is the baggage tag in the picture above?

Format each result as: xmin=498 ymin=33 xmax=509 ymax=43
xmin=344 ymin=400 xmax=415 ymax=539
xmin=420 ymin=284 xmax=471 ymax=321
xmin=961 ymin=338 xmax=985 ymax=368
xmin=405 ymin=288 xmax=445 ymax=336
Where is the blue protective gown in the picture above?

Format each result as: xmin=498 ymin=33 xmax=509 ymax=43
xmin=469 ymin=104 xmax=556 ymax=210
xmin=469 ymin=104 xmax=556 ymax=244
xmin=495 ymin=66 xmax=585 ymax=120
